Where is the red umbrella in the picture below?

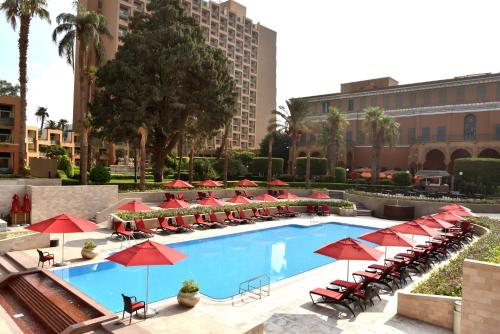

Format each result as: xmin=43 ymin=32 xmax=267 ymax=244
xmin=159 ymin=199 xmax=190 ymax=209
xmin=234 ymin=179 xmax=258 ymax=187
xmin=315 ymin=237 xmax=384 ymax=281
xmin=431 ymin=211 xmax=465 ymax=224
xmin=197 ymin=197 xmax=226 ymax=206
xmin=106 ymin=240 xmax=187 ymax=316
xmin=439 ymin=203 xmax=463 ymax=212
xmin=277 ymin=192 xmax=299 ymax=200
xmin=447 ymin=208 xmax=477 ymax=218
xmin=118 ymin=200 xmax=152 ymax=212
xmin=226 ymin=195 xmax=252 ymax=204
xmin=163 ymin=179 xmax=194 ymax=188
xmin=26 ymin=214 xmax=98 ymax=265
xmin=22 ymin=193 xmax=31 ymax=225
xmin=309 ymin=192 xmax=330 ymax=199
xmin=197 ymin=179 xmax=223 ymax=187
xmin=391 ymin=221 xmax=440 ymax=238
xmin=267 ymin=179 xmax=289 ymax=187
xmin=359 ymin=228 xmax=416 ymax=257
xmin=253 ymin=194 xmax=278 ymax=202
xmin=11 ymin=194 xmax=20 ymax=225
xmin=414 ymin=215 xmax=454 ymax=229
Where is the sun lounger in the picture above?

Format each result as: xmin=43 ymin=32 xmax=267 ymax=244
xmin=238 ymin=210 xmax=258 ymax=222
xmin=263 ymin=207 xmax=278 ymax=218
xmin=175 ymin=215 xmax=194 ymax=231
xmin=321 ymin=204 xmax=330 ymax=215
xmin=209 ymin=212 xmax=229 ymax=226
xmin=194 ymin=214 xmax=216 ymax=228
xmin=309 ymin=288 xmax=358 ymax=317
xmin=178 ymin=193 xmax=185 ymax=201
xmin=306 ymin=203 xmax=317 ymax=215
xmin=332 ymin=279 xmax=380 ymax=309
xmin=134 ymin=218 xmax=154 ymax=237
xmin=225 ymin=211 xmax=248 ymax=224
xmin=111 ymin=221 xmax=134 ymax=240
xmin=156 ymin=217 xmax=180 ymax=233
xmin=252 ymin=207 xmax=273 ymax=221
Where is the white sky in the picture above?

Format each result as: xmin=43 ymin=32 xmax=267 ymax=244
xmin=1 ymin=0 xmax=500 ymax=127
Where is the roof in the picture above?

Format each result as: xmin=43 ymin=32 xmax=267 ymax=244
xmin=415 ymin=170 xmax=450 ymax=178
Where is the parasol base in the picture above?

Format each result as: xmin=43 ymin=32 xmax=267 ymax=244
xmin=54 ymin=261 xmax=69 ymax=267
xmin=137 ymin=308 xmax=157 ymax=319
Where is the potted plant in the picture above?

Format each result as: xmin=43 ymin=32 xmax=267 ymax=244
xmin=177 ymin=279 xmax=200 ymax=307
xmin=339 ymin=201 xmax=356 ymax=217
xmin=81 ymin=240 xmax=98 ymax=259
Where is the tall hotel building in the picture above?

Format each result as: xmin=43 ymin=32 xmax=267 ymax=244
xmin=76 ymin=0 xmax=276 ymax=160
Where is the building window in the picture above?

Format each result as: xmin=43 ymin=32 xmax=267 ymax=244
xmin=322 ymin=101 xmax=329 ymax=113
xmin=360 ymin=97 xmax=366 ymax=110
xmin=424 ymin=90 xmax=432 ymax=105
xmin=299 ymin=134 xmax=306 ymax=146
xmin=456 ymin=86 xmax=465 ymax=103
xmin=421 ymin=127 xmax=430 ymax=142
xmin=496 ymin=82 xmax=500 ymax=100
xmin=370 ymin=96 xmax=377 ymax=107
xmin=464 ymin=114 xmax=476 ymax=140
xmin=496 ymin=124 xmax=500 ymax=140
xmin=346 ymin=131 xmax=353 ymax=145
xmin=409 ymin=92 xmax=417 ymax=106
xmin=395 ymin=94 xmax=402 ymax=108
xmin=347 ymin=98 xmax=354 ymax=112
xmin=408 ymin=128 xmax=416 ymax=144
xmin=357 ymin=130 xmax=365 ymax=145
xmin=476 ymin=84 xmax=486 ymax=101
xmin=438 ymin=88 xmax=447 ymax=105
xmin=309 ymin=134 xmax=316 ymax=145
xmin=383 ymin=95 xmax=389 ymax=108
xmin=437 ymin=126 xmax=446 ymax=141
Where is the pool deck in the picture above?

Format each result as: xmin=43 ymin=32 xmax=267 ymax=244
xmin=15 ymin=214 xmax=456 ymax=334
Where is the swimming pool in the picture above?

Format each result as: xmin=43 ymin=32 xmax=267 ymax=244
xmin=53 ymin=222 xmax=376 ymax=312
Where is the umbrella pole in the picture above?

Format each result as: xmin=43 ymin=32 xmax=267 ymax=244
xmin=61 ymin=233 xmax=65 ymax=264
xmin=385 ymin=246 xmax=387 ymax=259
xmin=346 ymin=260 xmax=350 ymax=281
xmin=146 ymin=265 xmax=150 ymax=314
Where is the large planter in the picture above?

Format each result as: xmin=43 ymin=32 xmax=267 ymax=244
xmin=177 ymin=291 xmax=200 ymax=307
xmin=339 ymin=208 xmax=356 ymax=217
xmin=81 ymin=248 xmax=98 ymax=260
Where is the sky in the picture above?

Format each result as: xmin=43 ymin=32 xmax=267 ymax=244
xmin=1 ymin=0 xmax=500 ymax=127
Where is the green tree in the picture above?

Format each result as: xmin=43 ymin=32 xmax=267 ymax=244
xmin=57 ymin=118 xmax=68 ymax=131
xmin=91 ymin=0 xmax=236 ymax=182
xmin=318 ymin=107 xmax=349 ymax=178
xmin=363 ymin=107 xmax=400 ymax=185
xmin=35 ymin=106 xmax=49 ymax=131
xmin=259 ymin=131 xmax=291 ymax=162
xmin=52 ymin=2 xmax=112 ymax=185
xmin=1 ymin=0 xmax=50 ymax=175
xmin=45 ymin=120 xmax=57 ymax=129
xmin=0 ymin=79 xmax=20 ymax=96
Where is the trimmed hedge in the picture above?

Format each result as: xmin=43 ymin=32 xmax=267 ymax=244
xmin=454 ymin=158 xmax=500 ymax=194
xmin=89 ymin=164 xmax=111 ymax=184
xmin=335 ymin=167 xmax=346 ymax=183
xmin=393 ymin=171 xmax=411 ymax=186
xmin=295 ymin=157 xmax=327 ymax=176
xmin=250 ymin=157 xmax=284 ymax=176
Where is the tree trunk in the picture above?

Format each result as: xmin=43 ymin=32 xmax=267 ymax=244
xmin=305 ymin=148 xmax=311 ymax=188
xmin=133 ymin=144 xmax=137 ymax=184
xmin=79 ymin=45 xmax=88 ymax=185
xmin=17 ymin=17 xmax=31 ymax=176
xmin=188 ymin=146 xmax=194 ymax=183
xmin=176 ymin=133 xmax=183 ymax=180
xmin=371 ymin=144 xmax=381 ymax=185
xmin=40 ymin=115 xmax=45 ymax=132
xmin=292 ymin=138 xmax=299 ymax=181
xmin=223 ymin=137 xmax=230 ymax=187
xmin=138 ymin=127 xmax=147 ymax=191
xmin=267 ymin=135 xmax=273 ymax=182
xmin=331 ymin=143 xmax=338 ymax=181
xmin=80 ymin=127 xmax=89 ymax=184
xmin=152 ymin=132 xmax=179 ymax=182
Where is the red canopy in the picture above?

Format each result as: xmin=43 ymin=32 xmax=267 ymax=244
xmin=447 ymin=208 xmax=477 ymax=218
xmin=431 ymin=211 xmax=465 ymax=223
xmin=267 ymin=179 xmax=289 ymax=187
xmin=197 ymin=197 xmax=226 ymax=206
xmin=226 ymin=195 xmax=252 ymax=204
xmin=253 ymin=194 xmax=278 ymax=202
xmin=439 ymin=203 xmax=463 ymax=212
xmin=309 ymin=192 xmax=330 ymax=199
xmin=106 ymin=240 xmax=187 ymax=266
xmin=159 ymin=199 xmax=190 ymax=209
xmin=118 ymin=200 xmax=152 ymax=212
xmin=359 ymin=228 xmax=416 ymax=247
xmin=197 ymin=179 xmax=223 ymax=187
xmin=277 ymin=193 xmax=299 ymax=200
xmin=22 ymin=193 xmax=31 ymax=213
xmin=11 ymin=194 xmax=19 ymax=214
xmin=414 ymin=215 xmax=454 ymax=229
xmin=391 ymin=221 xmax=439 ymax=237
xmin=234 ymin=179 xmax=258 ymax=187
xmin=163 ymin=179 xmax=194 ymax=188
xmin=26 ymin=214 xmax=98 ymax=233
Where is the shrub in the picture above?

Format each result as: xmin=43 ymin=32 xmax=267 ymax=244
xmin=379 ymin=179 xmax=394 ymax=186
xmin=89 ymin=164 xmax=111 ymax=184
xmin=163 ymin=167 xmax=174 ymax=178
xmin=83 ymin=240 xmax=96 ymax=249
xmin=295 ymin=157 xmax=327 ymax=176
xmin=180 ymin=279 xmax=199 ymax=293
xmin=334 ymin=167 xmax=346 ymax=183
xmin=392 ymin=171 xmax=411 ymax=186
xmin=45 ymin=145 xmax=67 ymax=159
xmin=193 ymin=158 xmax=218 ymax=180
xmin=231 ymin=150 xmax=255 ymax=167
xmin=250 ymin=157 xmax=284 ymax=176
xmin=454 ymin=158 xmax=500 ymax=194
xmin=57 ymin=155 xmax=74 ymax=178
xmin=213 ymin=158 xmax=248 ymax=179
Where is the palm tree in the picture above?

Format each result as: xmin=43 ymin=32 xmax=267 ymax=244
xmin=45 ymin=120 xmax=57 ymax=129
xmin=57 ymin=119 xmax=68 ymax=131
xmin=318 ymin=107 xmax=349 ymax=178
xmin=52 ymin=3 xmax=112 ymax=185
xmin=35 ymin=106 xmax=49 ymax=131
xmin=363 ymin=107 xmax=400 ymax=185
xmin=138 ymin=127 xmax=147 ymax=191
xmin=1 ymin=0 xmax=50 ymax=175
xmin=271 ymin=98 xmax=311 ymax=180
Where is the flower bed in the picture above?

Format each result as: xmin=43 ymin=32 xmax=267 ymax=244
xmin=348 ymin=190 xmax=500 ymax=204
xmin=412 ymin=216 xmax=500 ymax=297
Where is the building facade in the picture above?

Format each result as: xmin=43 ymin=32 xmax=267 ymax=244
xmin=299 ymin=73 xmax=500 ymax=174
xmin=76 ymin=0 xmax=276 ymax=152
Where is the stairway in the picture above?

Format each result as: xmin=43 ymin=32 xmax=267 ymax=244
xmin=354 ymin=202 xmax=373 ymax=217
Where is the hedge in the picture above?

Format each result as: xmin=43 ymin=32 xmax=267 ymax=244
xmin=454 ymin=158 xmax=500 ymax=194
xmin=392 ymin=171 xmax=411 ymax=186
xmin=295 ymin=157 xmax=327 ymax=176
xmin=250 ymin=157 xmax=284 ymax=176
xmin=335 ymin=167 xmax=346 ymax=183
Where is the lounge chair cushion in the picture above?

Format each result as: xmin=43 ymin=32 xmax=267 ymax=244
xmin=310 ymin=288 xmax=343 ymax=301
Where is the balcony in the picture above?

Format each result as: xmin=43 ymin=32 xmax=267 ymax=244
xmin=0 ymin=116 xmax=14 ymax=126
xmin=412 ymin=133 xmax=497 ymax=144
xmin=0 ymin=134 xmax=13 ymax=144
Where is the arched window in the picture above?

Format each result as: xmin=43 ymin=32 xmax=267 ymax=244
xmin=464 ymin=114 xmax=476 ymax=140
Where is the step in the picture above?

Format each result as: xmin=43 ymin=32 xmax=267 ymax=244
xmin=5 ymin=251 xmax=38 ymax=270
xmin=0 ymin=256 xmax=20 ymax=274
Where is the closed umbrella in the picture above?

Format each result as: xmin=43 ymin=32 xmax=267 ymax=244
xmin=197 ymin=179 xmax=223 ymax=187
xmin=163 ymin=179 xmax=194 ymax=188
xmin=106 ymin=240 xmax=187 ymax=317
xmin=118 ymin=200 xmax=152 ymax=212
xmin=277 ymin=192 xmax=299 ymax=200
xmin=197 ymin=197 xmax=226 ymax=206
xmin=309 ymin=192 xmax=330 ymax=199
xmin=26 ymin=214 xmax=98 ymax=265
xmin=315 ymin=237 xmax=384 ymax=281
xmin=359 ymin=227 xmax=416 ymax=257
xmin=234 ymin=179 xmax=258 ymax=187
xmin=253 ymin=194 xmax=278 ymax=202
xmin=267 ymin=179 xmax=289 ymax=187
xmin=226 ymin=195 xmax=252 ymax=204
xmin=10 ymin=194 xmax=20 ymax=225
xmin=159 ymin=199 xmax=190 ymax=209
xmin=22 ymin=193 xmax=31 ymax=225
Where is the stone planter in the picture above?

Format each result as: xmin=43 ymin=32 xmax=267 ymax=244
xmin=177 ymin=291 xmax=200 ymax=307
xmin=81 ymin=248 xmax=98 ymax=260
xmin=339 ymin=208 xmax=356 ymax=217
xmin=331 ymin=207 xmax=340 ymax=214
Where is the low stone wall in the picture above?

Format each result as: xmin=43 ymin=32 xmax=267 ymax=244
xmin=461 ymin=259 xmax=500 ymax=334
xmin=397 ymin=292 xmax=459 ymax=329
xmin=0 ymin=233 xmax=50 ymax=254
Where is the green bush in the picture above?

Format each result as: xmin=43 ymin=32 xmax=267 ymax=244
xmin=379 ymin=179 xmax=394 ymax=186
xmin=454 ymin=158 xmax=500 ymax=194
xmin=45 ymin=145 xmax=67 ymax=159
xmin=57 ymin=155 xmax=74 ymax=178
xmin=334 ymin=167 xmax=346 ymax=183
xmin=89 ymin=164 xmax=111 ymax=184
xmin=392 ymin=171 xmax=411 ymax=186
xmin=250 ymin=157 xmax=284 ymax=176
xmin=213 ymin=158 xmax=248 ymax=179
xmin=193 ymin=158 xmax=218 ymax=180
xmin=295 ymin=157 xmax=327 ymax=176
xmin=58 ymin=170 xmax=79 ymax=185
xmin=180 ymin=279 xmax=199 ymax=293
xmin=163 ymin=167 xmax=174 ymax=178
xmin=231 ymin=150 xmax=255 ymax=167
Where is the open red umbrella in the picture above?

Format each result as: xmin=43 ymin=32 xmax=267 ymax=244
xmin=253 ymin=194 xmax=278 ymax=202
xmin=267 ymin=179 xmax=289 ymax=187
xmin=315 ymin=237 xmax=383 ymax=281
xmin=22 ymin=193 xmax=31 ymax=224
xmin=439 ymin=203 xmax=463 ymax=212
xmin=277 ymin=192 xmax=299 ymax=200
xmin=197 ymin=179 xmax=223 ymax=187
xmin=226 ymin=195 xmax=252 ymax=204
xmin=106 ymin=240 xmax=187 ymax=317
xmin=359 ymin=228 xmax=416 ymax=257
xmin=118 ymin=200 xmax=152 ymax=212
xmin=10 ymin=194 xmax=20 ymax=225
xmin=446 ymin=208 xmax=477 ymax=218
xmin=234 ymin=179 xmax=258 ymax=187
xmin=159 ymin=199 xmax=190 ymax=209
xmin=391 ymin=220 xmax=440 ymax=238
xmin=197 ymin=197 xmax=226 ymax=206
xmin=309 ymin=192 xmax=330 ymax=199
xmin=431 ymin=211 xmax=465 ymax=224
xmin=26 ymin=214 xmax=98 ymax=265
xmin=163 ymin=179 xmax=194 ymax=188
xmin=414 ymin=215 xmax=454 ymax=229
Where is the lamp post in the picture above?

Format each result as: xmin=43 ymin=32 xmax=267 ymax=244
xmin=458 ymin=171 xmax=463 ymax=193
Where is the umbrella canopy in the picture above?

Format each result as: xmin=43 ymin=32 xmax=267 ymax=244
xmin=159 ymin=199 xmax=190 ymax=209
xmin=414 ymin=215 xmax=454 ymax=229
xmin=163 ymin=179 xmax=194 ymax=188
xmin=391 ymin=220 xmax=440 ymax=237
xmin=11 ymin=194 xmax=20 ymax=214
xmin=234 ymin=179 xmax=258 ymax=187
xmin=361 ymin=172 xmax=372 ymax=179
xmin=359 ymin=228 xmax=416 ymax=257
xmin=447 ymin=208 xmax=477 ymax=218
xmin=267 ymin=179 xmax=289 ymax=187
xmin=431 ymin=211 xmax=465 ymax=223
xmin=118 ymin=200 xmax=152 ymax=212
xmin=226 ymin=195 xmax=252 ymax=204
xmin=253 ymin=194 xmax=278 ymax=202
xmin=354 ymin=167 xmax=371 ymax=173
xmin=277 ymin=192 xmax=299 ymax=200
xmin=22 ymin=193 xmax=31 ymax=213
xmin=309 ymin=192 xmax=330 ymax=199
xmin=315 ymin=237 xmax=383 ymax=281
xmin=439 ymin=203 xmax=464 ymax=212
xmin=197 ymin=179 xmax=223 ymax=187
xmin=197 ymin=197 xmax=226 ymax=206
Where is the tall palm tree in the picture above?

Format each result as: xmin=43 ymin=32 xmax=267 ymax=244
xmin=138 ymin=127 xmax=147 ymax=191
xmin=45 ymin=120 xmax=57 ymax=129
xmin=1 ymin=0 xmax=50 ymax=175
xmin=363 ymin=107 xmax=400 ymax=185
xmin=318 ymin=107 xmax=349 ymax=178
xmin=271 ymin=98 xmax=311 ymax=180
xmin=35 ymin=106 xmax=49 ymax=131
xmin=52 ymin=3 xmax=111 ymax=185
xmin=57 ymin=119 xmax=68 ymax=131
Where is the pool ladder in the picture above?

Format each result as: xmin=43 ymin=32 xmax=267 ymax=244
xmin=232 ymin=274 xmax=270 ymax=306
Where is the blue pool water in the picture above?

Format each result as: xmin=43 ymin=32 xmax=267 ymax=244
xmin=53 ymin=222 xmax=375 ymax=312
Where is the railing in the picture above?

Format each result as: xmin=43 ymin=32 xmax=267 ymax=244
xmin=413 ymin=133 xmax=498 ymax=144
xmin=0 ymin=135 xmax=13 ymax=143
xmin=0 ymin=117 xmax=14 ymax=126
xmin=232 ymin=274 xmax=270 ymax=306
